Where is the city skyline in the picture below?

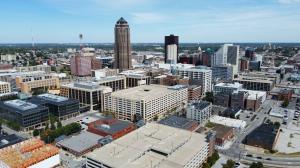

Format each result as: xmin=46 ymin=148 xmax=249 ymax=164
xmin=1 ymin=0 xmax=300 ymax=43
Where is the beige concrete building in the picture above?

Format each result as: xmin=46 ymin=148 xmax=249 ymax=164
xmin=233 ymin=76 xmax=274 ymax=91
xmin=105 ymin=85 xmax=188 ymax=121
xmin=86 ymin=123 xmax=209 ymax=168
xmin=15 ymin=74 xmax=60 ymax=93
xmin=0 ymin=81 xmax=11 ymax=94
xmin=95 ymin=75 xmax=126 ymax=92
xmin=15 ymin=65 xmax=52 ymax=73
xmin=60 ymin=82 xmax=112 ymax=112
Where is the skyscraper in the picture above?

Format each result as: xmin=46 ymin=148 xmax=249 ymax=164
xmin=165 ymin=34 xmax=179 ymax=64
xmin=211 ymin=44 xmax=240 ymax=76
xmin=114 ymin=17 xmax=131 ymax=71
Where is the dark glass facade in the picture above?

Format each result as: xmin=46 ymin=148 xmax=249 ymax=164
xmin=0 ymin=102 xmax=49 ymax=128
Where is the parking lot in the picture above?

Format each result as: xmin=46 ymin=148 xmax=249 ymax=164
xmin=273 ymin=97 xmax=300 ymax=154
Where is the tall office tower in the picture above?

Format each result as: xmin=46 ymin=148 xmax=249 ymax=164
xmin=165 ymin=34 xmax=179 ymax=64
xmin=70 ymin=48 xmax=101 ymax=76
xmin=212 ymin=44 xmax=240 ymax=76
xmin=114 ymin=17 xmax=132 ymax=71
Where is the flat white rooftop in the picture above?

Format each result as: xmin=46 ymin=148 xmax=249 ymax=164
xmin=209 ymin=115 xmax=246 ymax=129
xmin=214 ymin=82 xmax=243 ymax=88
xmin=38 ymin=93 xmax=68 ymax=102
xmin=0 ymin=81 xmax=9 ymax=85
xmin=63 ymin=82 xmax=112 ymax=92
xmin=109 ymin=84 xmax=186 ymax=101
xmin=4 ymin=99 xmax=37 ymax=111
xmin=242 ymin=90 xmax=267 ymax=100
xmin=86 ymin=123 xmax=208 ymax=168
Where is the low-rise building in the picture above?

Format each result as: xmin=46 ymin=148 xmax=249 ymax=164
xmin=152 ymin=74 xmax=189 ymax=86
xmin=0 ymin=100 xmax=49 ymax=131
xmin=186 ymin=101 xmax=212 ymax=124
xmin=270 ymin=88 xmax=293 ymax=101
xmin=213 ymin=82 xmax=243 ymax=95
xmin=92 ymin=68 xmax=119 ymax=79
xmin=233 ymin=76 xmax=274 ymax=91
xmin=86 ymin=123 xmax=209 ymax=168
xmin=245 ymin=124 xmax=280 ymax=150
xmin=209 ymin=115 xmax=246 ymax=129
xmin=29 ymin=93 xmax=80 ymax=120
xmin=120 ymin=70 xmax=151 ymax=88
xmin=212 ymin=124 xmax=234 ymax=146
xmin=244 ymin=90 xmax=267 ymax=111
xmin=239 ymin=72 xmax=281 ymax=84
xmin=87 ymin=117 xmax=136 ymax=140
xmin=158 ymin=115 xmax=199 ymax=131
xmin=15 ymin=74 xmax=60 ymax=93
xmin=0 ymin=138 xmax=60 ymax=168
xmin=56 ymin=131 xmax=103 ymax=156
xmin=15 ymin=65 xmax=51 ymax=73
xmin=0 ymin=134 xmax=24 ymax=149
xmin=105 ymin=85 xmax=188 ymax=121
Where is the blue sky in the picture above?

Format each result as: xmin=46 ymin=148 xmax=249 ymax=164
xmin=1 ymin=0 xmax=300 ymax=43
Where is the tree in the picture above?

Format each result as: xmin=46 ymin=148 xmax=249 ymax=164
xmin=57 ymin=121 xmax=62 ymax=128
xmin=202 ymin=163 xmax=210 ymax=168
xmin=273 ymin=121 xmax=281 ymax=129
xmin=222 ymin=159 xmax=235 ymax=168
xmin=203 ymin=92 xmax=214 ymax=103
xmin=250 ymin=162 xmax=264 ymax=168
xmin=50 ymin=122 xmax=56 ymax=130
xmin=33 ymin=129 xmax=40 ymax=136
xmin=153 ymin=115 xmax=159 ymax=121
xmin=281 ymin=99 xmax=289 ymax=108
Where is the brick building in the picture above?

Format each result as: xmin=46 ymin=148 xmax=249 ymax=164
xmin=87 ymin=117 xmax=136 ymax=140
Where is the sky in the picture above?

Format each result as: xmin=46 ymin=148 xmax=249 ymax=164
xmin=1 ymin=0 xmax=300 ymax=43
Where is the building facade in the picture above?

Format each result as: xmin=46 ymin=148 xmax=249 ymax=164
xmin=29 ymin=93 xmax=80 ymax=120
xmin=233 ymin=77 xmax=274 ymax=91
xmin=212 ymin=65 xmax=233 ymax=82
xmin=213 ymin=82 xmax=243 ymax=95
xmin=15 ymin=74 xmax=60 ymax=93
xmin=60 ymin=82 xmax=112 ymax=112
xmin=188 ymin=85 xmax=202 ymax=101
xmin=165 ymin=34 xmax=179 ymax=64
xmin=186 ymin=101 xmax=212 ymax=124
xmin=177 ymin=67 xmax=212 ymax=95
xmin=86 ymin=123 xmax=209 ymax=168
xmin=114 ymin=17 xmax=132 ymax=71
xmin=105 ymin=85 xmax=188 ymax=121
xmin=212 ymin=44 xmax=240 ymax=75
xmin=87 ymin=117 xmax=136 ymax=140
xmin=16 ymin=65 xmax=51 ymax=73
xmin=0 ymin=81 xmax=11 ymax=94
xmin=0 ymin=100 xmax=49 ymax=131
xmin=95 ymin=75 xmax=126 ymax=92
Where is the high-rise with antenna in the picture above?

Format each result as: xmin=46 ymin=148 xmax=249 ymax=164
xmin=31 ymin=29 xmax=35 ymax=48
xmin=31 ymin=28 xmax=36 ymax=56
xmin=79 ymin=33 xmax=83 ymax=50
